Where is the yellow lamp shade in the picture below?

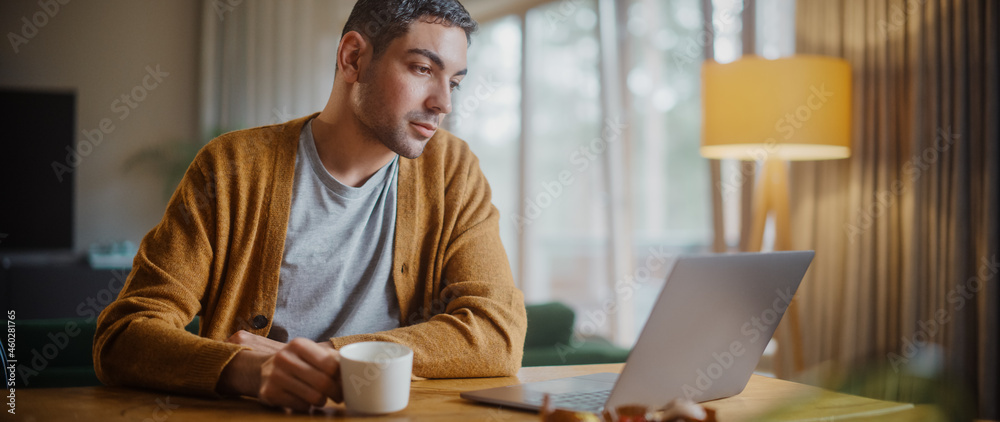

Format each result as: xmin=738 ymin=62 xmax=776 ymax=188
xmin=701 ymin=55 xmax=852 ymax=161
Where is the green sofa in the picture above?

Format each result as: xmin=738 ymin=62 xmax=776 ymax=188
xmin=10 ymin=317 xmax=199 ymax=388
xmin=522 ymin=302 xmax=630 ymax=367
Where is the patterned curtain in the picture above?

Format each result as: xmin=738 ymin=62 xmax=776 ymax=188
xmin=789 ymin=0 xmax=998 ymax=418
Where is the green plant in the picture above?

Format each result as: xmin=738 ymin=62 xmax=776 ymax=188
xmin=122 ymin=130 xmax=228 ymax=200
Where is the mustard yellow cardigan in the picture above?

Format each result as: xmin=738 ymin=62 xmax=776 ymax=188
xmin=93 ymin=114 xmax=526 ymax=396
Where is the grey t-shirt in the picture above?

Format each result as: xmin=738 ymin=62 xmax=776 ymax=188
xmin=267 ymin=119 xmax=401 ymax=342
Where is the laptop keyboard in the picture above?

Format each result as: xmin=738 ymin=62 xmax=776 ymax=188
xmin=522 ymin=389 xmax=610 ymax=413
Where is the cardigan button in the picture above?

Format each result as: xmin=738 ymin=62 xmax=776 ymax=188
xmin=251 ymin=315 xmax=268 ymax=329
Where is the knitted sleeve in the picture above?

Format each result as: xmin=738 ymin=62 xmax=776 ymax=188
xmin=93 ymin=149 xmax=245 ymax=396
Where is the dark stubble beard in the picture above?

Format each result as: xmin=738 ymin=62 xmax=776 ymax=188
xmin=355 ymin=64 xmax=438 ymax=159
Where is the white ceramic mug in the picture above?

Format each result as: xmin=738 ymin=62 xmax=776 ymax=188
xmin=338 ymin=341 xmax=414 ymax=415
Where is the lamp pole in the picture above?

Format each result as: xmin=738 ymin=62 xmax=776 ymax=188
xmin=747 ymin=158 xmax=804 ymax=373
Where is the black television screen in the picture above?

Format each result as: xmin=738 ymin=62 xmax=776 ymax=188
xmin=0 ymin=89 xmax=75 ymax=250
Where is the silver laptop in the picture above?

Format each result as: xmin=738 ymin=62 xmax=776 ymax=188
xmin=461 ymin=251 xmax=814 ymax=413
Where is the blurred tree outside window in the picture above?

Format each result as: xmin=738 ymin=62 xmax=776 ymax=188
xmin=450 ymin=0 xmax=792 ymax=347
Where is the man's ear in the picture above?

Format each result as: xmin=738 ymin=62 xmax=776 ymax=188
xmin=337 ymin=31 xmax=369 ymax=83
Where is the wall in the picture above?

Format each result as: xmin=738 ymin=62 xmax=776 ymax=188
xmin=0 ymin=0 xmax=202 ymax=252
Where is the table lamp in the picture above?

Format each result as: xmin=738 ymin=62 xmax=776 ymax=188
xmin=701 ymin=55 xmax=852 ymax=372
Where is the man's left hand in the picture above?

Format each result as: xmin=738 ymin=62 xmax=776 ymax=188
xmin=226 ymin=330 xmax=288 ymax=354
xmin=226 ymin=330 xmax=336 ymax=353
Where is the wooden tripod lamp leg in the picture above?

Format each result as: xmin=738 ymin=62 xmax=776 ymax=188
xmin=748 ymin=162 xmax=769 ymax=253
xmin=749 ymin=159 xmax=805 ymax=375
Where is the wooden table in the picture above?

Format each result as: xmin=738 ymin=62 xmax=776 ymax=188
xmin=11 ymin=364 xmax=923 ymax=421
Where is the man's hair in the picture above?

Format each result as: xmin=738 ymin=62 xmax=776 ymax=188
xmin=342 ymin=0 xmax=478 ymax=59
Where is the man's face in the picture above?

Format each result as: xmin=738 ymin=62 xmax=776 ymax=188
xmin=352 ymin=20 xmax=469 ymax=159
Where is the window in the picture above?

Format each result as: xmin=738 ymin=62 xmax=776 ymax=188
xmin=622 ymin=0 xmax=713 ymax=343
xmin=451 ymin=0 xmax=794 ymax=348
xmin=446 ymin=15 xmax=523 ymax=280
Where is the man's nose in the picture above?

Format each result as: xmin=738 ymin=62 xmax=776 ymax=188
xmin=426 ymin=80 xmax=453 ymax=115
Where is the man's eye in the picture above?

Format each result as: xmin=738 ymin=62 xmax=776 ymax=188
xmin=450 ymin=82 xmax=462 ymax=91
xmin=414 ymin=66 xmax=431 ymax=75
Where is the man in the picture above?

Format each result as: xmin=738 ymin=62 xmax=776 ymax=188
xmin=94 ymin=0 xmax=526 ymax=413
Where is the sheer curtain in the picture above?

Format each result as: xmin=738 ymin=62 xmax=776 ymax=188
xmin=790 ymin=1 xmax=998 ymax=418
xmin=450 ymin=0 xmax=715 ymax=347
xmin=199 ymin=0 xmax=350 ymax=136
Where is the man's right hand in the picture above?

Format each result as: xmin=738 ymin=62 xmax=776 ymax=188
xmin=259 ymin=338 xmax=343 ymax=411
xmin=217 ymin=338 xmax=343 ymax=413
